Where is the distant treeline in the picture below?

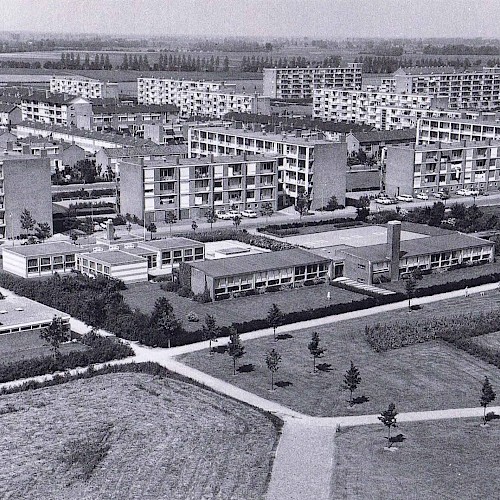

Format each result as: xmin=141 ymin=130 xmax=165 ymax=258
xmin=423 ymin=44 xmax=500 ymax=56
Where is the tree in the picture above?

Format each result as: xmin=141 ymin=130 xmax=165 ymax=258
xmin=205 ymin=208 xmax=217 ymax=232
xmin=428 ymin=201 xmax=445 ymax=227
xmin=295 ymin=191 xmax=310 ymax=219
xmin=378 ymin=403 xmax=398 ymax=448
xmin=233 ymin=215 xmax=242 ymax=230
xmin=355 ymin=195 xmax=371 ymax=221
xmin=308 ymin=331 xmax=325 ymax=373
xmin=404 ymin=273 xmax=417 ymax=312
xmin=191 ymin=220 xmax=198 ymax=233
xmin=260 ymin=202 xmax=274 ymax=223
xmin=227 ymin=328 xmax=245 ymax=375
xmin=146 ymin=222 xmax=157 ymax=240
xmin=480 ymin=376 xmax=496 ymax=424
xmin=150 ymin=297 xmax=182 ymax=348
xmin=266 ymin=349 xmax=282 ymax=390
xmin=20 ymin=209 xmax=36 ymax=236
xmin=34 ymin=222 xmax=52 ymax=242
xmin=266 ymin=303 xmax=283 ymax=341
xmin=201 ymin=314 xmax=219 ymax=354
xmin=324 ymin=195 xmax=339 ymax=212
xmin=343 ymin=361 xmax=362 ymax=406
xmin=40 ymin=315 xmax=69 ymax=360
xmin=164 ymin=211 xmax=177 ymax=236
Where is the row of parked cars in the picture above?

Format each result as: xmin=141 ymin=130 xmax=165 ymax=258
xmin=376 ymin=187 xmax=487 ymax=205
xmin=215 ymin=209 xmax=258 ymax=220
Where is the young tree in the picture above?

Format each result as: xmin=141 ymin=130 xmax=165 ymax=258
xmin=201 ymin=313 xmax=219 ymax=354
xmin=146 ymin=222 xmax=157 ymax=240
xmin=40 ymin=315 xmax=69 ymax=360
xmin=227 ymin=328 xmax=245 ymax=375
xmin=404 ymin=273 xmax=417 ymax=312
xmin=378 ymin=403 xmax=398 ymax=448
xmin=308 ymin=331 xmax=325 ymax=373
xmin=266 ymin=348 xmax=282 ymax=390
xmin=324 ymin=195 xmax=339 ymax=212
xmin=295 ymin=191 xmax=310 ymax=219
xmin=205 ymin=208 xmax=217 ymax=232
xmin=150 ymin=297 xmax=182 ymax=348
xmin=233 ymin=215 xmax=242 ymax=230
xmin=34 ymin=222 xmax=52 ymax=242
xmin=191 ymin=220 xmax=198 ymax=233
xmin=20 ymin=209 xmax=36 ymax=236
xmin=343 ymin=361 xmax=362 ymax=406
xmin=260 ymin=202 xmax=274 ymax=223
xmin=480 ymin=376 xmax=496 ymax=424
xmin=266 ymin=303 xmax=283 ymax=341
xmin=164 ymin=211 xmax=177 ymax=236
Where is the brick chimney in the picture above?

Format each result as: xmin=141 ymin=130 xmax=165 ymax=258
xmin=386 ymin=220 xmax=401 ymax=281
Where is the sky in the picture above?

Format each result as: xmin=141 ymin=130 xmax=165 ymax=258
xmin=0 ymin=0 xmax=499 ymax=39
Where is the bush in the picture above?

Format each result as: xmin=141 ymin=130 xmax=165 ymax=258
xmin=178 ymin=285 xmax=194 ymax=298
xmin=193 ymin=288 xmax=211 ymax=303
xmin=186 ymin=311 xmax=199 ymax=322
xmin=160 ymin=281 xmax=180 ymax=292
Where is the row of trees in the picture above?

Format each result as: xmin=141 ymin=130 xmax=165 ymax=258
xmin=240 ymin=55 xmax=341 ymax=72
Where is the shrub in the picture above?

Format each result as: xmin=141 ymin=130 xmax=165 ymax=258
xmin=187 ymin=311 xmax=199 ymax=322
xmin=160 ymin=281 xmax=180 ymax=292
xmin=178 ymin=285 xmax=194 ymax=298
xmin=193 ymin=288 xmax=212 ymax=303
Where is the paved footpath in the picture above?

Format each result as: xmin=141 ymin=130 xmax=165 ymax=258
xmin=1 ymin=281 xmax=500 ymax=500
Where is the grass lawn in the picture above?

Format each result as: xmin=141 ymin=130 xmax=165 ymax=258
xmin=467 ymin=330 xmax=500 ymax=350
xmin=333 ymin=418 xmax=500 ymax=500
xmin=0 ymin=372 xmax=278 ymax=500
xmin=122 ymin=282 xmax=364 ymax=331
xmin=380 ymin=261 xmax=500 ymax=293
xmin=181 ymin=290 xmax=500 ymax=417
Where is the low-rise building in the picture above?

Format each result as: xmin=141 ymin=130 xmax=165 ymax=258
xmin=189 ymin=248 xmax=331 ymax=300
xmin=0 ymin=104 xmax=22 ymax=128
xmin=117 ymin=154 xmax=279 ymax=222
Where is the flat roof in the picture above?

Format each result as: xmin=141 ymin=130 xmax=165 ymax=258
xmin=138 ymin=154 xmax=278 ymax=168
xmin=0 ymin=291 xmax=70 ymax=330
xmin=3 ymin=241 xmax=80 ymax=258
xmin=139 ymin=237 xmax=203 ymax=251
xmin=191 ymin=126 xmax=332 ymax=146
xmin=190 ymin=248 xmax=329 ymax=278
xmin=342 ymin=232 xmax=493 ymax=263
xmin=79 ymin=250 xmax=147 ymax=266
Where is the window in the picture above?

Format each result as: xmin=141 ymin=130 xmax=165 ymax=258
xmin=173 ymin=250 xmax=183 ymax=263
xmin=161 ymin=251 xmax=171 ymax=265
xmin=40 ymin=257 xmax=51 ymax=272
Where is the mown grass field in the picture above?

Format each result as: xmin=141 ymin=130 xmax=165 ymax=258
xmin=181 ymin=290 xmax=500 ymax=417
xmin=333 ymin=418 xmax=500 ymax=500
xmin=0 ymin=372 xmax=278 ymax=500
xmin=122 ymin=281 xmax=364 ymax=331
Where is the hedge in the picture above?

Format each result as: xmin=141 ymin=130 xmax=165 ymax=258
xmin=256 ymin=217 xmax=360 ymax=234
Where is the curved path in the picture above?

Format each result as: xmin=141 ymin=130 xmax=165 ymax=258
xmin=1 ymin=282 xmax=500 ymax=500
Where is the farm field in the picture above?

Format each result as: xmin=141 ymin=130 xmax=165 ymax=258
xmin=333 ymin=418 xmax=500 ymax=500
xmin=0 ymin=372 xmax=278 ymax=500
xmin=122 ymin=281 xmax=364 ymax=331
xmin=182 ymin=290 xmax=500 ymax=417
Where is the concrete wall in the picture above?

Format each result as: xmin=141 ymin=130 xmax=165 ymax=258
xmin=62 ymin=145 xmax=86 ymax=169
xmin=342 ymin=252 xmax=372 ymax=284
xmin=346 ymin=169 xmax=380 ymax=191
xmin=109 ymin=261 xmax=149 ymax=283
xmin=4 ymin=157 xmax=53 ymax=239
xmin=117 ymin=161 xmax=144 ymax=220
xmin=191 ymin=267 xmax=210 ymax=296
xmin=385 ymin=146 xmax=416 ymax=197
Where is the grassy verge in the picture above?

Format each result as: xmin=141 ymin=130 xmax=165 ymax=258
xmin=181 ymin=290 xmax=500 ymax=417
xmin=333 ymin=418 xmax=500 ymax=500
xmin=0 ymin=370 xmax=278 ymax=500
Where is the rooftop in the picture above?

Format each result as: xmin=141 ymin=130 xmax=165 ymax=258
xmin=100 ymin=144 xmax=187 ymax=158
xmin=3 ymin=241 xmax=80 ymax=258
xmin=21 ymin=91 xmax=90 ymax=106
xmin=190 ymin=248 xmax=328 ymax=278
xmin=393 ymin=66 xmax=496 ymax=77
xmin=139 ymin=237 xmax=203 ymax=251
xmin=80 ymin=249 xmax=147 ymax=266
xmin=348 ymin=129 xmax=417 ymax=143
xmin=137 ymin=153 xmax=278 ymax=168
xmin=0 ymin=103 xmax=19 ymax=113
xmin=93 ymin=103 xmax=179 ymax=114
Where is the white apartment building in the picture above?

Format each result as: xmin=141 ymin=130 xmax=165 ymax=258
xmin=262 ymin=63 xmax=363 ymax=99
xmin=50 ymin=76 xmax=119 ymax=100
xmin=386 ymin=139 xmax=500 ymax=197
xmin=417 ymin=116 xmax=500 ymax=145
xmin=137 ymin=78 xmax=268 ymax=118
xmin=188 ymin=126 xmax=347 ymax=209
xmin=393 ymin=66 xmax=500 ymax=109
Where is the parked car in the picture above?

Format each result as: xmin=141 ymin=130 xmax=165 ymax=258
xmin=456 ymin=188 xmax=471 ymax=196
xmin=228 ymin=210 xmax=240 ymax=218
xmin=375 ymin=197 xmax=392 ymax=205
xmin=396 ymin=194 xmax=414 ymax=202
xmin=469 ymin=188 xmax=480 ymax=196
xmin=416 ymin=192 xmax=429 ymax=200
xmin=432 ymin=191 xmax=450 ymax=200
xmin=241 ymin=209 xmax=258 ymax=218
xmin=478 ymin=189 xmax=489 ymax=196
xmin=216 ymin=210 xmax=232 ymax=220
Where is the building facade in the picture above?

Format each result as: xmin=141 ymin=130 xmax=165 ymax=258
xmin=50 ymin=76 xmax=119 ymax=100
xmin=188 ymin=126 xmax=347 ymax=209
xmin=117 ymin=154 xmax=279 ymax=221
xmin=262 ymin=63 xmax=363 ymax=99
xmin=385 ymin=139 xmax=500 ymax=197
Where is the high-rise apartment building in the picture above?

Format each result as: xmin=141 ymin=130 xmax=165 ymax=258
xmin=263 ymin=63 xmax=363 ymax=99
xmin=188 ymin=126 xmax=347 ymax=209
xmin=50 ymin=76 xmax=119 ymax=100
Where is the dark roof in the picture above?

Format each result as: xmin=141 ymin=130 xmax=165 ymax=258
xmin=0 ymin=103 xmax=19 ymax=113
xmin=92 ymin=103 xmax=178 ymax=114
xmin=20 ymin=91 xmax=84 ymax=106
xmin=224 ymin=112 xmax=374 ymax=134
xmin=394 ymin=66 xmax=488 ymax=76
xmin=190 ymin=248 xmax=329 ymax=278
xmin=342 ymin=233 xmax=493 ymax=262
xmin=100 ymin=144 xmax=187 ymax=158
xmin=348 ymin=129 xmax=416 ymax=144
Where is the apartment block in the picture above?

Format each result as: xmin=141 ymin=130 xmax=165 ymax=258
xmin=262 ymin=63 xmax=363 ymax=99
xmin=0 ymin=151 xmax=53 ymax=239
xmin=50 ymin=76 xmax=119 ymax=100
xmin=393 ymin=66 xmax=500 ymax=109
xmin=417 ymin=116 xmax=500 ymax=145
xmin=20 ymin=91 xmax=92 ymax=126
xmin=137 ymin=78 xmax=269 ymax=118
xmin=188 ymin=126 xmax=347 ymax=209
xmin=117 ymin=154 xmax=279 ymax=222
xmin=386 ymin=139 xmax=500 ymax=197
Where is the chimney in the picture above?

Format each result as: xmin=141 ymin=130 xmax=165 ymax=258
xmin=6 ymin=141 xmax=13 ymax=151
xmin=40 ymin=149 xmax=48 ymax=157
xmin=386 ymin=221 xmax=401 ymax=282
xmin=22 ymin=144 xmax=31 ymax=155
xmin=176 ymin=156 xmax=180 ymax=165
xmin=105 ymin=219 xmax=115 ymax=241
